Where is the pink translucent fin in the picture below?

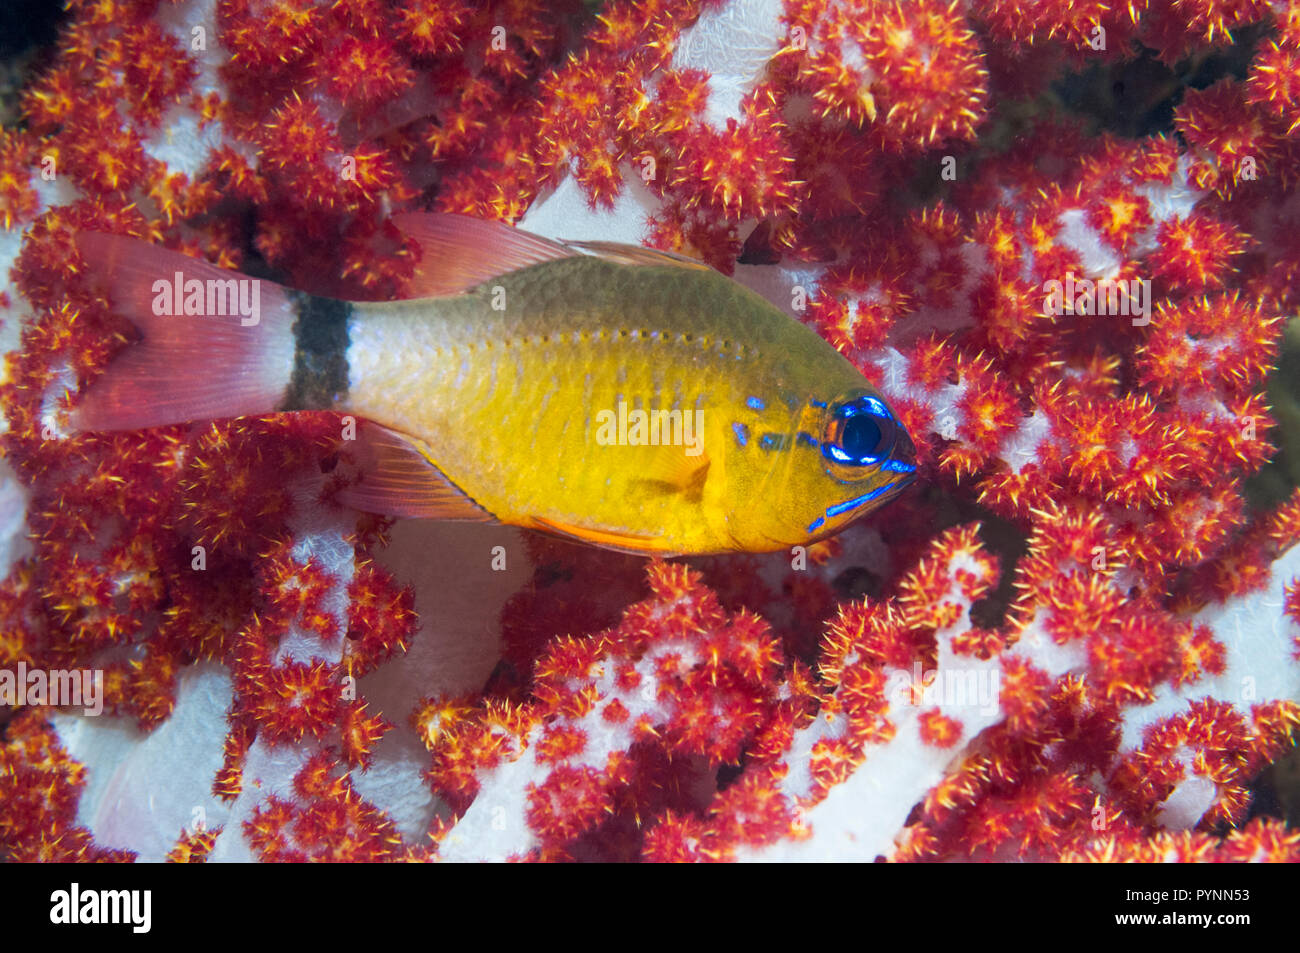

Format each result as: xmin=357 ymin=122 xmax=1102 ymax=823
xmin=336 ymin=421 xmax=495 ymax=521
xmin=565 ymin=240 xmax=712 ymax=271
xmin=70 ymin=233 xmax=296 ymax=432
xmin=392 ymin=212 xmax=576 ymax=297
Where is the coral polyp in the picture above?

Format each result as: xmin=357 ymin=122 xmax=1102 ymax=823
xmin=0 ymin=0 xmax=1297 ymax=864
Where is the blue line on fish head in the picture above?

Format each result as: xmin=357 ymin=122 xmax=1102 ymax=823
xmin=739 ymin=388 xmax=917 ymax=548
xmin=813 ymin=390 xmax=917 ymax=529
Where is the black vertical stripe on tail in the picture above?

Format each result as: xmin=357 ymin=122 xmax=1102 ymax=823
xmin=281 ymin=292 xmax=352 ymax=411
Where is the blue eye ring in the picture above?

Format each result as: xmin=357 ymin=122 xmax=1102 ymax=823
xmin=821 ymin=392 xmax=897 ymax=468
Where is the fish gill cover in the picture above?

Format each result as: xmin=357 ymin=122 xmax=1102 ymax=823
xmin=0 ymin=0 xmax=1298 ymax=862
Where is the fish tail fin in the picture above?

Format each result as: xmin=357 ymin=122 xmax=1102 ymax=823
xmin=69 ymin=233 xmax=299 ymax=432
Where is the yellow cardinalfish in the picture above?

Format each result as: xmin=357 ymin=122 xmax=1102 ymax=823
xmin=71 ymin=213 xmax=917 ymax=555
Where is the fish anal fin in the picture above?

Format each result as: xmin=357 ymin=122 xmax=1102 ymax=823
xmin=530 ymin=516 xmax=678 ymax=556
xmin=393 ymin=212 xmax=576 ymax=298
xmin=335 ymin=421 xmax=494 ymax=521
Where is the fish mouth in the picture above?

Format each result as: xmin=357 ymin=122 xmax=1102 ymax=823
xmin=891 ymin=427 xmax=917 ymax=479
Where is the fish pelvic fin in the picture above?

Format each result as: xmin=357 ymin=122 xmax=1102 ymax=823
xmin=334 ymin=421 xmax=496 ymax=522
xmin=635 ymin=442 xmax=711 ymax=502
xmin=69 ymin=232 xmax=297 ymax=432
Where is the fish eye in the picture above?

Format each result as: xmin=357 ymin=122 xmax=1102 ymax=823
xmin=822 ymin=392 xmax=898 ymax=468
xmin=840 ymin=414 xmax=883 ymax=460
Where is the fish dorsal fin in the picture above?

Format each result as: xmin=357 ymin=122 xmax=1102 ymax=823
xmin=392 ymin=213 xmax=713 ymax=298
xmin=566 ymin=240 xmax=713 ymax=272
xmin=335 ymin=421 xmax=495 ymax=521
xmin=392 ymin=212 xmax=576 ymax=298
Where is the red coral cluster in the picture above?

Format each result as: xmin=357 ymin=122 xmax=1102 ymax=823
xmin=244 ymin=751 xmax=402 ymax=862
xmin=418 ymin=561 xmax=802 ymax=860
xmin=0 ymin=714 xmax=134 ymax=862
xmin=0 ymin=0 xmax=1298 ymax=862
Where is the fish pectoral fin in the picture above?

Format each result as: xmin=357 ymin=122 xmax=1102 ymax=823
xmin=334 ymin=421 xmax=495 ymax=522
xmin=529 ymin=517 xmax=679 ymax=556
xmin=392 ymin=212 xmax=577 ymax=297
xmin=564 ymin=240 xmax=713 ymax=272
xmin=636 ymin=443 xmax=711 ymax=500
